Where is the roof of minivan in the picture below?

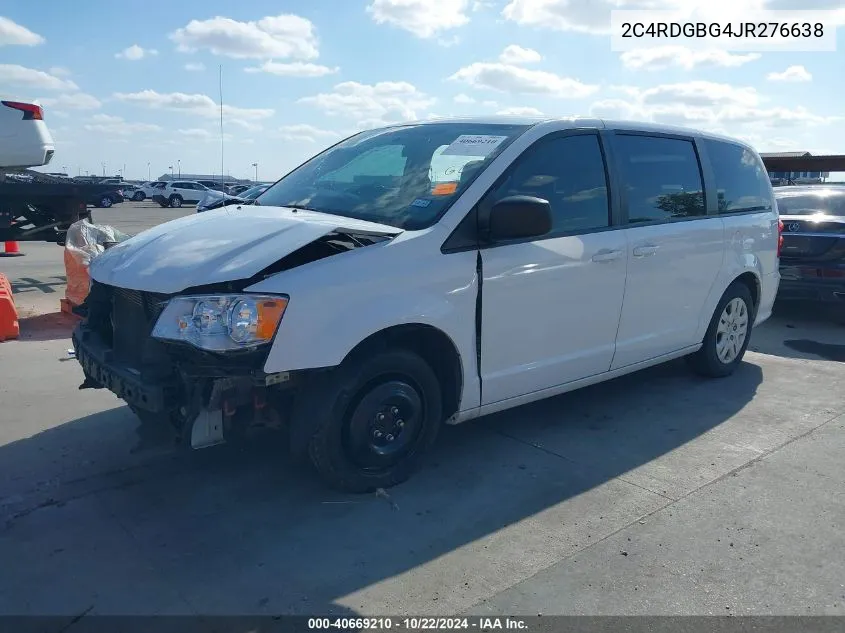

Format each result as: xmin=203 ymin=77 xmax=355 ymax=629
xmin=396 ymin=116 xmax=757 ymax=152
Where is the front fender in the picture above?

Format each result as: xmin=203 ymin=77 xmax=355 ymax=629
xmin=254 ymin=247 xmax=479 ymax=377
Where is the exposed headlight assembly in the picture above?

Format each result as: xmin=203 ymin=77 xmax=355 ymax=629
xmin=151 ymin=294 xmax=289 ymax=352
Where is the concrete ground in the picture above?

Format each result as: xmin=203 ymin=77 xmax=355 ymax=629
xmin=1 ymin=202 xmax=845 ymax=617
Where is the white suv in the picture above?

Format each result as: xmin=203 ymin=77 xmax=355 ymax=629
xmin=74 ymin=117 xmax=781 ymax=493
xmin=0 ymin=98 xmax=54 ymax=168
xmin=152 ymin=180 xmax=209 ymax=208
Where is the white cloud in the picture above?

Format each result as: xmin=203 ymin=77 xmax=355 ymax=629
xmin=184 ymin=62 xmax=206 ymax=72
xmin=169 ymin=14 xmax=319 ymax=60
xmin=84 ymin=114 xmax=161 ymax=136
xmin=115 ymin=44 xmax=158 ymax=60
xmin=113 ymin=90 xmax=275 ymax=124
xmin=501 ymin=0 xmax=845 ymax=35
xmin=621 ymin=47 xmax=761 ymax=71
xmin=299 ymin=81 xmax=436 ymax=125
xmin=366 ymin=0 xmax=471 ymax=38
xmin=499 ymin=45 xmax=542 ymax=64
xmin=90 ymin=114 xmax=122 ymax=123
xmin=497 ymin=106 xmax=545 ymax=116
xmin=177 ymin=128 xmax=214 ymax=140
xmin=767 ymin=65 xmax=812 ymax=82
xmin=48 ymin=66 xmax=72 ymax=77
xmin=278 ymin=124 xmax=339 ymax=142
xmin=590 ymin=81 xmax=838 ymax=131
xmin=38 ymin=92 xmax=102 ymax=110
xmin=244 ymin=61 xmax=339 ymax=77
xmin=0 ymin=16 xmax=44 ymax=47
xmin=449 ymin=62 xmax=598 ymax=98
xmin=454 ymin=93 xmax=476 ymax=104
xmin=0 ymin=64 xmax=78 ymax=91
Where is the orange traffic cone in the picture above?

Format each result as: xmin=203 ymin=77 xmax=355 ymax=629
xmin=0 ymin=241 xmax=24 ymax=257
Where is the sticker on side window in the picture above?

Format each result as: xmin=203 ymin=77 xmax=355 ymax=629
xmin=411 ymin=198 xmax=432 ymax=208
xmin=441 ymin=135 xmax=508 ymax=157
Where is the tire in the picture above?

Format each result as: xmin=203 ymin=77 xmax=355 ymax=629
xmin=132 ymin=192 xmax=145 ymax=201
xmin=169 ymin=195 xmax=183 ymax=208
xmin=306 ymin=348 xmax=443 ymax=493
xmin=688 ymin=281 xmax=755 ymax=378
xmin=98 ymin=196 xmax=113 ymax=208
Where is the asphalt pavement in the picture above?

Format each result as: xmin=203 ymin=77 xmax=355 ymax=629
xmin=1 ymin=201 xmax=844 ymax=617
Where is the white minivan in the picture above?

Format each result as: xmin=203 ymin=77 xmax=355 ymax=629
xmin=72 ymin=117 xmax=782 ymax=492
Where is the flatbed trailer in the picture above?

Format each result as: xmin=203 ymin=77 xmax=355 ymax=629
xmin=0 ymin=169 xmax=116 ymax=245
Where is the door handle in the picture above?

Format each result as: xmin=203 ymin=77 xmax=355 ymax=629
xmin=591 ymin=249 xmax=622 ymax=263
xmin=633 ymin=244 xmax=659 ymax=257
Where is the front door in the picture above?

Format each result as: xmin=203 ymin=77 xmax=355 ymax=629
xmin=479 ymin=132 xmax=628 ymax=405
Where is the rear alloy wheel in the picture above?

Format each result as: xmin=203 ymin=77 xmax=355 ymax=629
xmin=169 ymin=194 xmax=183 ymax=208
xmin=307 ymin=349 xmax=443 ymax=493
xmin=688 ymin=281 xmax=754 ymax=378
xmin=132 ymin=191 xmax=145 ymax=201
xmin=99 ymin=196 xmax=113 ymax=208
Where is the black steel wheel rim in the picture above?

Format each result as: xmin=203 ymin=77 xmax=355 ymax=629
xmin=344 ymin=378 xmax=424 ymax=470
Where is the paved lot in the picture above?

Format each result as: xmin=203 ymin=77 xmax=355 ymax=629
xmin=1 ymin=202 xmax=845 ymax=617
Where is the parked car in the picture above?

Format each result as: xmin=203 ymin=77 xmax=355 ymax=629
xmin=0 ymin=98 xmax=54 ymax=168
xmin=196 ymin=184 xmax=270 ymax=213
xmin=88 ymin=188 xmax=124 ymax=208
xmin=71 ymin=117 xmax=780 ymax=493
xmin=135 ymin=181 xmax=166 ymax=201
xmin=195 ymin=179 xmax=230 ymax=193
xmin=228 ymin=184 xmax=251 ymax=196
xmin=774 ymin=185 xmax=845 ymax=306
xmin=151 ymin=180 xmax=209 ymax=208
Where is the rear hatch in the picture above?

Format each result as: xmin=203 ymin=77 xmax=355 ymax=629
xmin=776 ymin=189 xmax=845 ymax=263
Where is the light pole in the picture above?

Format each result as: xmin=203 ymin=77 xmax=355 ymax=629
xmin=101 ymin=162 xmax=106 ymax=176
xmin=177 ymin=160 xmax=181 ymax=177
xmin=147 ymin=162 xmax=151 ymax=181
xmin=252 ymin=162 xmax=258 ymax=182
xmin=169 ymin=165 xmax=173 ymax=177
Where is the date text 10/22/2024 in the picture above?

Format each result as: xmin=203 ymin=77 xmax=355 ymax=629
xmin=307 ymin=617 xmax=529 ymax=630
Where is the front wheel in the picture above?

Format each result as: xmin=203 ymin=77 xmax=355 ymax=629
xmin=132 ymin=191 xmax=145 ymax=201
xmin=98 ymin=196 xmax=113 ymax=208
xmin=169 ymin=195 xmax=183 ymax=208
xmin=307 ymin=349 xmax=443 ymax=493
xmin=688 ymin=281 xmax=754 ymax=378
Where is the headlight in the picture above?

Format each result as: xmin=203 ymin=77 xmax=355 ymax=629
xmin=151 ymin=294 xmax=288 ymax=351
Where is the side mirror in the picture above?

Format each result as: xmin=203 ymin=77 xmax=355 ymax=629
xmin=488 ymin=195 xmax=553 ymax=241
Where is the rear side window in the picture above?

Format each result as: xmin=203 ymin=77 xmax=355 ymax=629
xmin=615 ymin=135 xmax=706 ymax=223
xmin=704 ymin=139 xmax=773 ymax=214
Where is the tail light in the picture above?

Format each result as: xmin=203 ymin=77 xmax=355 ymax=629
xmin=777 ymin=219 xmax=784 ymax=258
xmin=1 ymin=100 xmax=44 ymax=120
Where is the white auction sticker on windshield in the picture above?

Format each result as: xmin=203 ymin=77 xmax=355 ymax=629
xmin=441 ymin=135 xmax=508 ymax=157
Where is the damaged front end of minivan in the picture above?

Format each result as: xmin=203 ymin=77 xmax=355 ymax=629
xmin=71 ymin=228 xmax=396 ymax=452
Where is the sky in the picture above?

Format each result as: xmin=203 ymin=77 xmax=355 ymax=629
xmin=0 ymin=0 xmax=843 ymax=182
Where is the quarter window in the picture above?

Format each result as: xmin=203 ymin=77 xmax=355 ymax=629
xmin=615 ymin=135 xmax=706 ymax=223
xmin=487 ymin=134 xmax=611 ymax=235
xmin=704 ymin=139 xmax=773 ymax=214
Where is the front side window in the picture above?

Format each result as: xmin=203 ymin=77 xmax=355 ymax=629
xmin=615 ymin=135 xmax=706 ymax=223
xmin=704 ymin=139 xmax=773 ymax=214
xmin=486 ymin=133 xmax=610 ymax=235
xmin=256 ymin=122 xmax=531 ymax=230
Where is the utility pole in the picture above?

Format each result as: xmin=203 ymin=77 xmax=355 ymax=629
xmin=252 ymin=162 xmax=258 ymax=182
xmin=177 ymin=160 xmax=181 ymax=177
xmin=101 ymin=162 xmax=106 ymax=176
xmin=169 ymin=165 xmax=173 ymax=177
xmin=147 ymin=162 xmax=151 ymax=180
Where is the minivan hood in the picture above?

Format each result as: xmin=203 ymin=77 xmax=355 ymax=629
xmin=89 ymin=205 xmax=401 ymax=293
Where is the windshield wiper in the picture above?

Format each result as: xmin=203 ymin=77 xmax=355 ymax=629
xmin=282 ymin=203 xmax=323 ymax=213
